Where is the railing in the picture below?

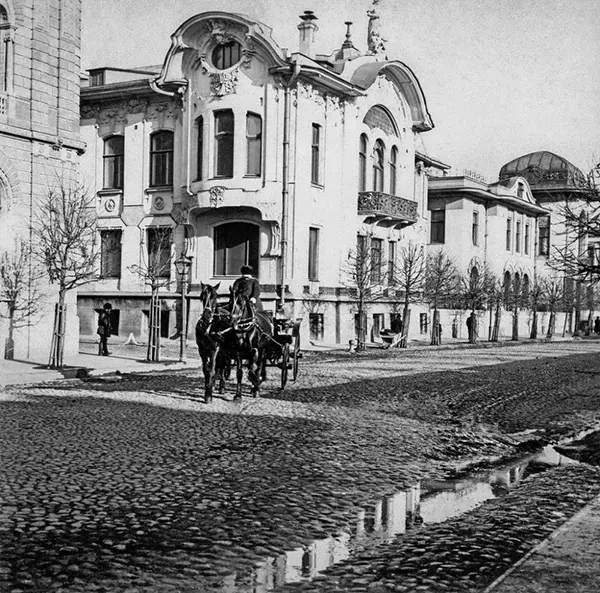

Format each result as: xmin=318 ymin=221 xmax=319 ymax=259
xmin=357 ymin=191 xmax=418 ymax=223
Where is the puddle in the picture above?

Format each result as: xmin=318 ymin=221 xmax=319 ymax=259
xmin=208 ymin=431 xmax=596 ymax=592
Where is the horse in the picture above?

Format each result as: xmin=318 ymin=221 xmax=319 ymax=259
xmin=195 ymin=282 xmax=233 ymax=403
xmin=228 ymin=287 xmax=273 ymax=400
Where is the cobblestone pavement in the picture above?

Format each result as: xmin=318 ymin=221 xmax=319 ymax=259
xmin=1 ymin=342 xmax=600 ymax=593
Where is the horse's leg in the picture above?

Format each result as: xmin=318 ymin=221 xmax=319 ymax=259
xmin=249 ymin=348 xmax=260 ymax=398
xmin=234 ymin=353 xmax=243 ymax=401
xmin=202 ymin=354 xmax=213 ymax=404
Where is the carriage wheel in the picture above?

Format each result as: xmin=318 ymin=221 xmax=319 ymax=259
xmin=292 ymin=331 xmax=301 ymax=381
xmin=280 ymin=343 xmax=290 ymax=389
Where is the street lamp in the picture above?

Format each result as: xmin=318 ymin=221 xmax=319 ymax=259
xmin=175 ymin=254 xmax=193 ymax=362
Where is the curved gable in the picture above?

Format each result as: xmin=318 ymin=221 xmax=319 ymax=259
xmin=350 ymin=61 xmax=433 ymax=131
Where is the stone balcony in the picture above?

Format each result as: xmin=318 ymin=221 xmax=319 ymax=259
xmin=357 ymin=191 xmax=418 ymax=227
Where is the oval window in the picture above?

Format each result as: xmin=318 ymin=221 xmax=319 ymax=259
xmin=212 ymin=41 xmax=242 ymax=70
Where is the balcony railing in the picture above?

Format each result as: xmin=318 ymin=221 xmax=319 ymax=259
xmin=357 ymin=191 xmax=418 ymax=225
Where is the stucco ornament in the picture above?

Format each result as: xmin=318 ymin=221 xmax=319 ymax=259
xmin=209 ymin=186 xmax=225 ymax=207
xmin=211 ymin=68 xmax=239 ymax=96
xmin=367 ymin=0 xmax=387 ymax=56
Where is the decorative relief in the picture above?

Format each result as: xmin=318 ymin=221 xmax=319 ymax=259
xmin=154 ymin=196 xmax=165 ymax=211
xmin=80 ymin=104 xmax=100 ymax=120
xmin=203 ymin=19 xmax=247 ymax=45
xmin=255 ymin=200 xmax=279 ymax=222
xmin=97 ymin=107 xmax=127 ymax=127
xmin=209 ymin=186 xmax=225 ymax=207
xmin=211 ymin=68 xmax=239 ymax=96
xmin=367 ymin=0 xmax=387 ymax=56
xmin=268 ymin=222 xmax=281 ymax=256
xmin=297 ymin=82 xmax=325 ymax=106
xmin=104 ymin=199 xmax=116 ymax=213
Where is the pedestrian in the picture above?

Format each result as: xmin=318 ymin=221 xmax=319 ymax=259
xmin=230 ymin=265 xmax=263 ymax=312
xmin=594 ymin=316 xmax=600 ymax=335
xmin=466 ymin=313 xmax=474 ymax=341
xmin=97 ymin=303 xmax=113 ymax=356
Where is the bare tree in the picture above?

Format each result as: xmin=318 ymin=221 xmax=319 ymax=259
xmin=0 ymin=238 xmax=44 ymax=359
xmin=33 ymin=180 xmax=100 ymax=368
xmin=424 ymin=250 xmax=458 ymax=346
xmin=528 ymin=276 xmax=544 ymax=339
xmin=488 ymin=274 xmax=504 ymax=342
xmin=390 ymin=241 xmax=426 ymax=348
xmin=540 ymin=276 xmax=564 ymax=339
xmin=342 ymin=233 xmax=386 ymax=351
xmin=129 ymin=226 xmax=174 ymax=361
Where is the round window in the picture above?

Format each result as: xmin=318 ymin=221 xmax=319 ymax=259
xmin=212 ymin=41 xmax=242 ymax=70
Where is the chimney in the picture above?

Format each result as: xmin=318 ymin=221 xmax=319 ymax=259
xmin=298 ymin=11 xmax=318 ymax=58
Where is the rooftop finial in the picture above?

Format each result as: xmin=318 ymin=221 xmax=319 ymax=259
xmin=342 ymin=21 xmax=353 ymax=49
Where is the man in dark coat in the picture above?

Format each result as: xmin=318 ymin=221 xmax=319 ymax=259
xmin=231 ymin=265 xmax=263 ymax=312
xmin=97 ymin=303 xmax=113 ymax=356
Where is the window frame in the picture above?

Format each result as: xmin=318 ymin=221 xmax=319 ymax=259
xmin=430 ymin=209 xmax=445 ymax=244
xmin=311 ymin=123 xmax=321 ymax=185
xmin=388 ymin=241 xmax=396 ymax=284
xmin=515 ymin=221 xmax=521 ymax=253
xmin=213 ymin=221 xmax=259 ymax=277
xmin=212 ymin=41 xmax=242 ymax=70
xmin=389 ymin=145 xmax=398 ymax=195
xmin=370 ymin=237 xmax=384 ymax=284
xmin=308 ymin=227 xmax=320 ymax=282
xmin=146 ymin=227 xmax=172 ymax=279
xmin=100 ymin=229 xmax=122 ymax=279
xmin=372 ymin=139 xmax=385 ymax=192
xmin=102 ymin=135 xmax=125 ymax=190
xmin=472 ymin=211 xmax=479 ymax=246
xmin=245 ymin=112 xmax=262 ymax=177
xmin=214 ymin=109 xmax=234 ymax=179
xmin=149 ymin=130 xmax=174 ymax=187
xmin=506 ymin=218 xmax=512 ymax=251
xmin=525 ymin=223 xmax=530 ymax=255
xmin=359 ymin=134 xmax=368 ymax=192
xmin=195 ymin=115 xmax=203 ymax=181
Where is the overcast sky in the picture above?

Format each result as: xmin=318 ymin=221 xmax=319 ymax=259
xmin=81 ymin=0 xmax=600 ymax=180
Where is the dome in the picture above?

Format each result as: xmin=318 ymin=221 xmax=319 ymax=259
xmin=499 ymin=151 xmax=585 ymax=188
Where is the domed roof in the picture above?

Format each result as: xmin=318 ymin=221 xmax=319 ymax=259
xmin=499 ymin=151 xmax=584 ymax=188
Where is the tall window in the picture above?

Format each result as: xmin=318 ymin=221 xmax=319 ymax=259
xmin=539 ymin=217 xmax=550 ymax=256
xmin=246 ymin=113 xmax=262 ymax=176
xmin=311 ymin=124 xmax=321 ymax=185
xmin=506 ymin=218 xmax=512 ymax=251
xmin=389 ymin=146 xmax=398 ymax=195
xmin=103 ymin=136 xmax=124 ymax=189
xmin=388 ymin=241 xmax=396 ymax=283
xmin=372 ymin=140 xmax=384 ymax=192
xmin=100 ymin=229 xmax=122 ymax=278
xmin=430 ymin=209 xmax=445 ymax=244
xmin=0 ymin=5 xmax=12 ymax=93
xmin=212 ymin=41 xmax=241 ymax=70
xmin=196 ymin=116 xmax=203 ymax=180
xmin=517 ymin=183 xmax=525 ymax=198
xmin=147 ymin=227 xmax=172 ymax=278
xmin=214 ymin=110 xmax=234 ymax=178
xmin=503 ymin=271 xmax=511 ymax=307
xmin=516 ymin=221 xmax=521 ymax=253
xmin=308 ymin=227 xmax=319 ymax=281
xmin=214 ymin=222 xmax=259 ymax=276
xmin=309 ymin=313 xmax=324 ymax=341
xmin=150 ymin=131 xmax=174 ymax=187
xmin=525 ymin=224 xmax=530 ymax=255
xmin=371 ymin=238 xmax=383 ymax=284
xmin=358 ymin=134 xmax=367 ymax=192
xmin=472 ymin=211 xmax=479 ymax=246
xmin=522 ymin=274 xmax=530 ymax=302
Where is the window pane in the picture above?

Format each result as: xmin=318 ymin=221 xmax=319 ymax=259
xmin=246 ymin=114 xmax=262 ymax=176
xmin=196 ymin=116 xmax=203 ymax=180
xmin=150 ymin=132 xmax=174 ymax=186
xmin=214 ymin=222 xmax=259 ymax=276
xmin=100 ymin=230 xmax=122 ymax=278
xmin=309 ymin=227 xmax=319 ymax=281
xmin=311 ymin=124 xmax=320 ymax=184
xmin=104 ymin=136 xmax=124 ymax=156
xmin=216 ymin=110 xmax=234 ymax=134
xmin=147 ymin=228 xmax=172 ymax=278
xmin=215 ymin=111 xmax=234 ymax=178
xmin=152 ymin=132 xmax=173 ymax=151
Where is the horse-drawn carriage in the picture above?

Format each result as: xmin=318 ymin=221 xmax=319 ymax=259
xmin=195 ymin=283 xmax=302 ymax=402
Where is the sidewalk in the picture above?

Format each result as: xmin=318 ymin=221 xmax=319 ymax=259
xmin=486 ymin=493 xmax=600 ymax=593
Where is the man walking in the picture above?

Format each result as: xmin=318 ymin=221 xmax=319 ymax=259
xmin=97 ymin=303 xmax=113 ymax=356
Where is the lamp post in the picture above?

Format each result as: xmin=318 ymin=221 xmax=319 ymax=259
xmin=175 ymin=254 xmax=193 ymax=362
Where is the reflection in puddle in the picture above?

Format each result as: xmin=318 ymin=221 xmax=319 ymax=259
xmin=212 ymin=445 xmax=579 ymax=592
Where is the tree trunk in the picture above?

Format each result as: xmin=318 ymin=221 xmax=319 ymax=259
xmin=530 ymin=307 xmax=538 ymax=339
xmin=430 ymin=308 xmax=440 ymax=345
xmin=399 ymin=301 xmax=410 ymax=348
xmin=147 ymin=289 xmax=161 ymax=362
xmin=492 ymin=303 xmax=501 ymax=342
xmin=469 ymin=307 xmax=477 ymax=344
xmin=546 ymin=310 xmax=556 ymax=339
xmin=511 ymin=306 xmax=519 ymax=341
xmin=49 ymin=291 xmax=67 ymax=368
xmin=4 ymin=304 xmax=15 ymax=360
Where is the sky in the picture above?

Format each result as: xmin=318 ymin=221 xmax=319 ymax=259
xmin=81 ymin=0 xmax=600 ymax=180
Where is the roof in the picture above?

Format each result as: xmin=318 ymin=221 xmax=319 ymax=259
xmin=499 ymin=151 xmax=585 ymax=189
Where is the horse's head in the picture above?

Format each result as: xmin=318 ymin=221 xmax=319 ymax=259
xmin=229 ymin=286 xmax=253 ymax=333
xmin=199 ymin=282 xmax=222 ymax=326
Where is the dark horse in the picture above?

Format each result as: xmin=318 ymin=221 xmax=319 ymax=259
xmin=229 ymin=287 xmax=273 ymax=399
xmin=195 ymin=283 xmax=232 ymax=403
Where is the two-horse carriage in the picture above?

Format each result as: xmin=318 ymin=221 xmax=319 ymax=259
xmin=195 ymin=283 xmax=301 ymax=403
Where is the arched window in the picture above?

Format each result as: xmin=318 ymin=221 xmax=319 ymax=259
xmin=103 ymin=136 xmax=124 ymax=189
xmin=212 ymin=41 xmax=242 ymax=70
xmin=150 ymin=131 xmax=174 ymax=187
xmin=0 ymin=4 xmax=13 ymax=94
xmin=214 ymin=222 xmax=259 ymax=277
xmin=195 ymin=116 xmax=203 ymax=181
xmin=246 ymin=113 xmax=262 ymax=176
xmin=470 ymin=266 xmax=479 ymax=292
xmin=214 ymin=110 xmax=234 ymax=178
xmin=503 ymin=271 xmax=511 ymax=307
xmin=358 ymin=134 xmax=368 ymax=192
xmin=389 ymin=146 xmax=398 ymax=195
xmin=513 ymin=273 xmax=521 ymax=307
xmin=372 ymin=140 xmax=385 ymax=192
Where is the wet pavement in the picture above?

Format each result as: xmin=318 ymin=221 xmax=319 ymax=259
xmin=1 ymin=341 xmax=600 ymax=592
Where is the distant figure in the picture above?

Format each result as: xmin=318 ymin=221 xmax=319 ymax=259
xmin=97 ymin=303 xmax=113 ymax=356
xmin=594 ymin=316 xmax=600 ymax=335
xmin=466 ymin=313 xmax=474 ymax=341
xmin=231 ymin=265 xmax=263 ymax=312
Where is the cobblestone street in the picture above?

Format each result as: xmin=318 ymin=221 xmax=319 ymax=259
xmin=2 ymin=341 xmax=600 ymax=593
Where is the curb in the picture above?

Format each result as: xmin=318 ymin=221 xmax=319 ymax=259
xmin=483 ymin=492 xmax=600 ymax=592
